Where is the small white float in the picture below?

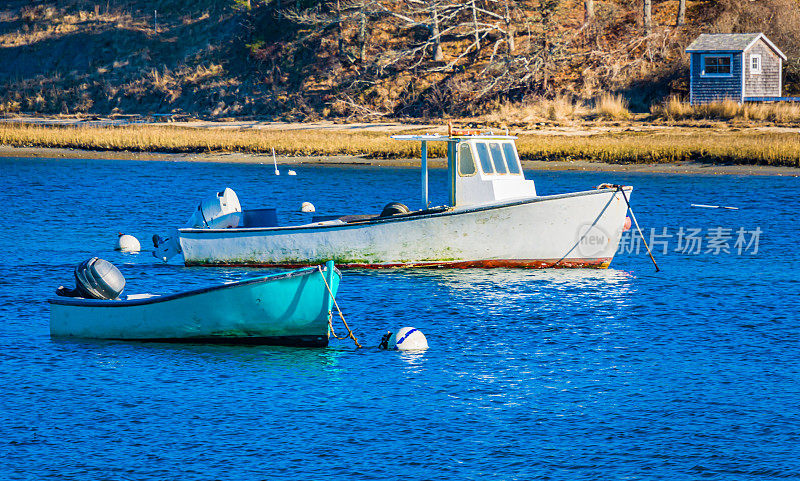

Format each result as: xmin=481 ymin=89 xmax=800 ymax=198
xmin=115 ymin=233 xmax=140 ymax=253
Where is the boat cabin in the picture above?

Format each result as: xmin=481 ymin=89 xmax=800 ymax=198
xmin=392 ymin=132 xmax=536 ymax=209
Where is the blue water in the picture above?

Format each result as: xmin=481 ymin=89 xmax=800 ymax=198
xmin=1 ymin=157 xmax=799 ymax=480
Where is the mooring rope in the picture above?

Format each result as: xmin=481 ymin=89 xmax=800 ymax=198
xmin=616 ymin=185 xmax=661 ymax=273
xmin=318 ymin=266 xmax=362 ymax=349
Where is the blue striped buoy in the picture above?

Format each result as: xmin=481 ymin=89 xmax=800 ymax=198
xmin=388 ymin=327 xmax=428 ymax=350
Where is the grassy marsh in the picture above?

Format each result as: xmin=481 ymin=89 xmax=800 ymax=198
xmin=651 ymin=98 xmax=800 ymax=122
xmin=1 ymin=122 xmax=800 ymax=167
xmin=516 ymin=132 xmax=800 ymax=166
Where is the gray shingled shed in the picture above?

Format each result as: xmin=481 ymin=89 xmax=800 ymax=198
xmin=686 ymin=33 xmax=787 ymax=104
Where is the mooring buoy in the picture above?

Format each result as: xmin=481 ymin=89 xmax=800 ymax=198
xmin=386 ymin=327 xmax=428 ymax=351
xmin=115 ymin=233 xmax=140 ymax=253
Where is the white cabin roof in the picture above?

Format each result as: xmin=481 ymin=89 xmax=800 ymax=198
xmin=391 ymin=134 xmax=451 ymax=141
xmin=391 ymin=134 xmax=518 ymax=141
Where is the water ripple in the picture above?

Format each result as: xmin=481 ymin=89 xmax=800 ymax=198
xmin=0 ymin=158 xmax=798 ymax=479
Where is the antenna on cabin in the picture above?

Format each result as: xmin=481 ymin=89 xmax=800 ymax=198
xmin=272 ymin=147 xmax=279 ymax=176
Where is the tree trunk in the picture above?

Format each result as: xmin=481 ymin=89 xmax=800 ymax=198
xmin=336 ymin=0 xmax=344 ymax=58
xmin=504 ymin=0 xmax=515 ymax=53
xmin=431 ymin=6 xmax=444 ymax=62
xmin=358 ymin=11 xmax=367 ymax=63
xmin=643 ymin=0 xmax=652 ymax=34
xmin=584 ymin=0 xmax=594 ymax=24
xmin=472 ymin=0 xmax=481 ymax=50
xmin=676 ymin=0 xmax=686 ymax=26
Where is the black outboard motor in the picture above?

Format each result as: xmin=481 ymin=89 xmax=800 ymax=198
xmin=56 ymin=257 xmax=126 ymax=300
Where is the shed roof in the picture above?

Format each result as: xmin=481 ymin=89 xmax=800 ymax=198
xmin=686 ymin=33 xmax=787 ymax=60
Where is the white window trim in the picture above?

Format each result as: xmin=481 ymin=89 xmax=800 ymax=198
xmin=488 ymin=142 xmax=510 ymax=175
xmin=457 ymin=142 xmax=477 ymax=177
xmin=701 ymin=54 xmax=734 ymax=78
xmin=474 ymin=142 xmax=494 ymax=175
xmin=501 ymin=141 xmax=523 ymax=175
xmin=472 ymin=141 xmax=526 ymax=177
xmin=750 ymin=54 xmax=762 ymax=74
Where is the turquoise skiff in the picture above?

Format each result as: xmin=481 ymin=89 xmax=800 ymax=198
xmin=49 ymin=261 xmax=340 ymax=347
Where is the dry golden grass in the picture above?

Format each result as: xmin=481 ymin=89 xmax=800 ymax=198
xmin=0 ymin=123 xmax=435 ymax=158
xmin=692 ymin=99 xmax=742 ymax=120
xmin=650 ymin=95 xmax=693 ymax=119
xmin=594 ymin=94 xmax=631 ymax=120
xmin=514 ymin=132 xmax=800 ymax=167
xmin=1 ymin=6 xmax=141 ymax=48
xmin=484 ymin=96 xmax=591 ymax=123
xmin=486 ymin=94 xmax=634 ymax=123
xmin=651 ymin=98 xmax=800 ymax=123
xmin=1 ymin=122 xmax=799 ymax=167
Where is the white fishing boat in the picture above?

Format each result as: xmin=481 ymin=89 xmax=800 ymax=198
xmin=154 ymin=130 xmax=632 ymax=268
xmin=49 ymin=259 xmax=341 ymax=347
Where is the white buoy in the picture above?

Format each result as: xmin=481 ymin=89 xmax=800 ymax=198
xmin=272 ymin=147 xmax=279 ymax=175
xmin=115 ymin=233 xmax=140 ymax=253
xmin=300 ymin=202 xmax=315 ymax=213
xmin=387 ymin=327 xmax=428 ymax=351
xmin=287 ymin=170 xmax=297 ymax=176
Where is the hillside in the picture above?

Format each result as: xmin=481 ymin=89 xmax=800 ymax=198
xmin=1 ymin=0 xmax=798 ymax=120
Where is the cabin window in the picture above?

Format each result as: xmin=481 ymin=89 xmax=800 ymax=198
xmin=458 ymin=142 xmax=476 ymax=176
xmin=750 ymin=54 xmax=762 ymax=74
xmin=502 ymin=142 xmax=521 ymax=174
xmin=702 ymin=55 xmax=732 ymax=76
xmin=474 ymin=142 xmax=494 ymax=174
xmin=488 ymin=143 xmax=507 ymax=174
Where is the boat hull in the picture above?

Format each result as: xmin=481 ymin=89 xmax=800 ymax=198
xmin=49 ymin=265 xmax=340 ymax=346
xmin=179 ymin=188 xmax=631 ymax=269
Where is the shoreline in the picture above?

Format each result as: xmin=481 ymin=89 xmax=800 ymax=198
xmin=3 ymin=120 xmax=800 ymax=171
xmin=2 ymin=145 xmax=799 ymax=176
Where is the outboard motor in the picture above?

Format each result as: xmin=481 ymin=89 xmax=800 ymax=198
xmin=153 ymin=187 xmax=242 ymax=263
xmin=380 ymin=202 xmax=410 ymax=217
xmin=56 ymin=257 xmax=125 ymax=300
xmin=152 ymin=230 xmax=182 ymax=263
xmin=187 ymin=187 xmax=242 ymax=229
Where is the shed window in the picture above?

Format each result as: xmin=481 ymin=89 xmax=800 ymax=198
xmin=488 ymin=143 xmax=507 ymax=174
xmin=703 ymin=55 xmax=732 ymax=76
xmin=474 ymin=142 xmax=494 ymax=174
xmin=502 ymin=143 xmax=521 ymax=174
xmin=750 ymin=54 xmax=762 ymax=74
xmin=458 ymin=142 xmax=476 ymax=176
